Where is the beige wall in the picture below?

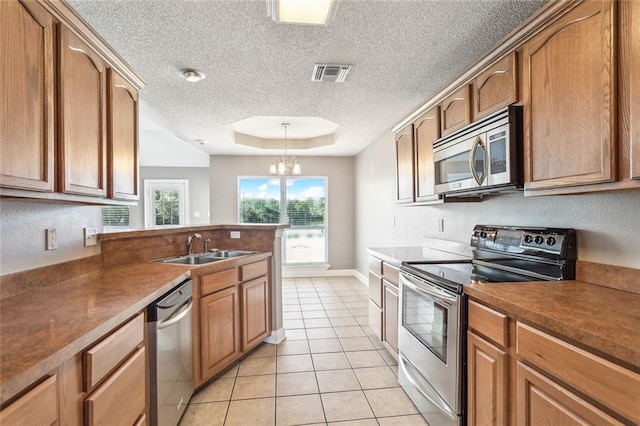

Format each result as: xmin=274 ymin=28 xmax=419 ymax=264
xmin=0 ymin=200 xmax=102 ymax=275
xmin=209 ymin=156 xmax=355 ymax=269
xmin=354 ymin=130 xmax=640 ymax=275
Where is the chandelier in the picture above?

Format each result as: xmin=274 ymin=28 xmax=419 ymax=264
xmin=269 ymin=122 xmax=302 ymax=176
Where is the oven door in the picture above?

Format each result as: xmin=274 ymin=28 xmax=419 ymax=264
xmin=434 ymin=135 xmax=487 ymax=194
xmin=398 ymin=271 xmax=462 ymax=413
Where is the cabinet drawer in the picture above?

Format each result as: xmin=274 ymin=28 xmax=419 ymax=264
xmin=201 ymin=267 xmax=239 ymax=296
xmin=368 ymin=256 xmax=382 ymax=275
xmin=241 ymin=260 xmax=268 ymax=281
xmin=0 ymin=375 xmax=58 ymax=426
xmin=517 ymin=322 xmax=640 ymax=424
xmin=468 ymin=300 xmax=508 ymax=348
xmin=84 ymin=313 xmax=144 ymax=391
xmin=381 ymin=263 xmax=399 ymax=286
xmin=85 ymin=347 xmax=146 ymax=426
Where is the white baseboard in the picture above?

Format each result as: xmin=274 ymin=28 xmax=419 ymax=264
xmin=264 ymin=327 xmax=286 ymax=345
xmin=353 ymin=270 xmax=367 ymax=284
xmin=283 ymin=266 xmax=364 ymax=278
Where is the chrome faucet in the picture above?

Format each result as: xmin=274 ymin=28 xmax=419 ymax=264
xmin=204 ymin=238 xmax=211 ymax=253
xmin=187 ymin=233 xmax=202 ymax=255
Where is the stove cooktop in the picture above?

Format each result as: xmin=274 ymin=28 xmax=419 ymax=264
xmin=402 ymin=261 xmax=550 ymax=293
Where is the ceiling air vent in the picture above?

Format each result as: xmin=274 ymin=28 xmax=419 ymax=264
xmin=311 ymin=64 xmax=352 ymax=83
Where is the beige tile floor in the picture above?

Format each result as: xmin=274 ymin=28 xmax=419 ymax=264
xmin=180 ymin=276 xmax=427 ymax=426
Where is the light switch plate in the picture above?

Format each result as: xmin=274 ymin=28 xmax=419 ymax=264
xmin=84 ymin=226 xmax=98 ymax=247
xmin=46 ymin=228 xmax=57 ymax=250
xmin=230 ymin=231 xmax=241 ymax=239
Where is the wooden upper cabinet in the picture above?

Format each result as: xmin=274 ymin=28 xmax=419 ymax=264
xmin=413 ymin=106 xmax=440 ymax=202
xmin=473 ymin=52 xmax=517 ymax=119
xmin=395 ymin=124 xmax=415 ymax=204
xmin=522 ymin=0 xmax=615 ymax=191
xmin=440 ymin=84 xmax=472 ymax=136
xmin=0 ymin=0 xmax=55 ymax=192
xmin=108 ymin=70 xmax=139 ymax=201
xmin=620 ymin=0 xmax=640 ymax=180
xmin=59 ymin=25 xmax=107 ymax=197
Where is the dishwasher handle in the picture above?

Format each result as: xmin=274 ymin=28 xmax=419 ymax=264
xmin=157 ymin=299 xmax=193 ymax=330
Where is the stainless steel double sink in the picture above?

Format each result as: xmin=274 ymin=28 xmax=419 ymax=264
xmin=155 ymin=250 xmax=257 ymax=265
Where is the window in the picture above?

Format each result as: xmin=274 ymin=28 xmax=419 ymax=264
xmin=102 ymin=206 xmax=131 ymax=232
xmin=144 ymin=179 xmax=189 ymax=228
xmin=238 ymin=177 xmax=327 ymax=265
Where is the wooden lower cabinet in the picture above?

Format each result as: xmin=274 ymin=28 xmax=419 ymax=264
xmin=382 ymin=281 xmax=398 ymax=354
xmin=241 ymin=276 xmax=270 ymax=351
xmin=200 ymin=286 xmax=241 ymax=381
xmin=85 ymin=347 xmax=146 ymax=426
xmin=197 ymin=259 xmax=272 ymax=385
xmin=467 ymin=300 xmax=510 ymax=426
xmin=367 ymin=256 xmax=399 ymax=355
xmin=516 ymin=361 xmax=623 ymax=425
xmin=0 ymin=375 xmax=58 ymax=426
xmin=467 ymin=331 xmax=508 ymax=426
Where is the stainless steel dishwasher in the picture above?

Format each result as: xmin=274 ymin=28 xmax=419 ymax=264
xmin=148 ymin=278 xmax=194 ymax=426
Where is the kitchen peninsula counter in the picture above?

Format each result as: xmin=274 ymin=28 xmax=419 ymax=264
xmin=0 ymin=251 xmax=271 ymax=405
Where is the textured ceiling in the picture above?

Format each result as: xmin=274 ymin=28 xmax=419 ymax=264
xmin=67 ymin=0 xmax=547 ymax=157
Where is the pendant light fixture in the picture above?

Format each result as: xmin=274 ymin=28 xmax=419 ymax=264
xmin=269 ymin=123 xmax=302 ymax=176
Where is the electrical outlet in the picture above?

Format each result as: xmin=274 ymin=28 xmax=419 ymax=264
xmin=230 ymin=231 xmax=241 ymax=239
xmin=46 ymin=228 xmax=57 ymax=250
xmin=84 ymin=226 xmax=98 ymax=247
xmin=438 ymin=218 xmax=445 ymax=233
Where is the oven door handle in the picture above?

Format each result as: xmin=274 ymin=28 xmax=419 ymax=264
xmin=400 ymin=274 xmax=457 ymax=304
xmin=398 ymin=353 xmax=458 ymax=421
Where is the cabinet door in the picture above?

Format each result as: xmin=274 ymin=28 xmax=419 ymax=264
xmin=473 ymin=52 xmax=518 ymax=119
xmin=522 ymin=0 xmax=615 ymax=190
xmin=0 ymin=0 xmax=55 ymax=192
xmin=368 ymin=272 xmax=382 ymax=308
xmin=59 ymin=26 xmax=107 ymax=197
xmin=200 ymin=286 xmax=241 ymax=381
xmin=395 ymin=124 xmax=414 ymax=204
xmin=0 ymin=375 xmax=58 ymax=426
xmin=467 ymin=332 xmax=508 ymax=426
xmin=241 ymin=277 xmax=270 ymax=351
xmin=440 ymin=85 xmax=472 ymax=136
xmin=382 ymin=281 xmax=398 ymax=353
xmin=516 ymin=361 xmax=623 ymax=425
xmin=368 ymin=300 xmax=382 ymax=340
xmin=414 ymin=106 xmax=440 ymax=202
xmin=621 ymin=0 xmax=640 ymax=180
xmin=107 ymin=69 xmax=139 ymax=201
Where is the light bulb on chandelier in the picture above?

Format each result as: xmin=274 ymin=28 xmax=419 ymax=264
xmin=269 ymin=122 xmax=302 ymax=176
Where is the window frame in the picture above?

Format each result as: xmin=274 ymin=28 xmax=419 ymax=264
xmin=144 ymin=179 xmax=190 ymax=228
xmin=237 ymin=176 xmax=328 ymax=265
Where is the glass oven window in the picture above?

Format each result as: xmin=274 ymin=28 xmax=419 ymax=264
xmin=402 ymin=285 xmax=449 ymax=363
xmin=435 ymin=150 xmax=474 ymax=185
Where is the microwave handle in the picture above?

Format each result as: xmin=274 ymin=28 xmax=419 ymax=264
xmin=469 ymin=136 xmax=486 ymax=186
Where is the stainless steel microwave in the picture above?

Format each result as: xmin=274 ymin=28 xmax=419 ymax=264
xmin=433 ymin=105 xmax=522 ymax=197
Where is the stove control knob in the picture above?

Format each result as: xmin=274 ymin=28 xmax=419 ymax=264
xmin=480 ymin=231 xmax=487 ymax=238
xmin=546 ymin=237 xmax=556 ymax=246
xmin=534 ymin=236 xmax=544 ymax=245
xmin=523 ymin=234 xmax=533 ymax=244
xmin=473 ymin=231 xmax=480 ymax=237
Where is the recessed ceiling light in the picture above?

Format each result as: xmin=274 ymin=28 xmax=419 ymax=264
xmin=267 ymin=0 xmax=338 ymax=26
xmin=180 ymin=69 xmax=206 ymax=82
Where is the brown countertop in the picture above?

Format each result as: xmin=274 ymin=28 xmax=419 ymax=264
xmin=465 ymin=280 xmax=640 ymax=371
xmin=0 ymin=252 xmax=271 ymax=404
